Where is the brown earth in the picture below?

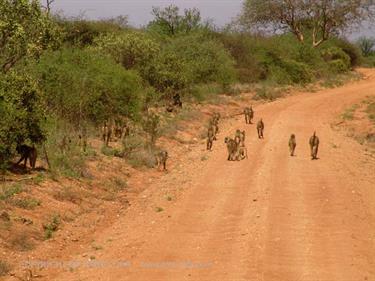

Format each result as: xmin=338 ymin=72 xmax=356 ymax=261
xmin=3 ymin=69 xmax=375 ymax=281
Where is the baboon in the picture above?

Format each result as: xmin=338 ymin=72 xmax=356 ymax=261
xmin=173 ymin=93 xmax=182 ymax=108
xmin=234 ymin=129 xmax=242 ymax=146
xmin=257 ymin=119 xmax=264 ymax=139
xmin=238 ymin=146 xmax=248 ymax=160
xmin=101 ymin=122 xmax=112 ymax=146
xmin=209 ymin=118 xmax=218 ymax=141
xmin=225 ymin=137 xmax=238 ymax=161
xmin=114 ymin=121 xmax=122 ymax=139
xmin=309 ymin=132 xmax=320 ymax=160
xmin=289 ymin=134 xmax=296 ymax=156
xmin=244 ymin=106 xmax=254 ymax=124
xmin=207 ymin=126 xmax=215 ymax=151
xmin=16 ymin=144 xmax=37 ymax=169
xmin=239 ymin=130 xmax=245 ymax=147
xmin=155 ymin=150 xmax=168 ymax=170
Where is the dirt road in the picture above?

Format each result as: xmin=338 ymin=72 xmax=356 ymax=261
xmin=25 ymin=72 xmax=375 ymax=281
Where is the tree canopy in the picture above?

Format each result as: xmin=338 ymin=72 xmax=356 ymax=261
xmin=0 ymin=0 xmax=60 ymax=73
xmin=241 ymin=0 xmax=375 ymax=47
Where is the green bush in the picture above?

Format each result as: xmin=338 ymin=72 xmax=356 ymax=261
xmin=321 ymin=47 xmax=351 ymax=73
xmin=164 ymin=33 xmax=236 ymax=87
xmin=0 ymin=72 xmax=46 ymax=169
xmin=30 ymin=48 xmax=144 ymax=125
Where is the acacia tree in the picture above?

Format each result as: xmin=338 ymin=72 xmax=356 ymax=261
xmin=241 ymin=0 xmax=375 ymax=47
xmin=148 ymin=5 xmax=203 ymax=35
xmin=0 ymin=0 xmax=60 ymax=73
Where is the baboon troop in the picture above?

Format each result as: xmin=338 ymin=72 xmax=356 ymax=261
xmin=257 ymin=119 xmax=264 ymax=139
xmin=16 ymin=144 xmax=37 ymax=169
xmin=155 ymin=150 xmax=168 ymax=170
xmin=244 ymin=106 xmax=254 ymax=124
xmin=289 ymin=134 xmax=296 ymax=156
xmin=225 ymin=129 xmax=247 ymax=161
xmin=100 ymin=118 xmax=130 ymax=147
xmin=309 ymin=132 xmax=320 ymax=160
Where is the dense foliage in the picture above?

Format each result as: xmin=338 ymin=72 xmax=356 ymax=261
xmin=30 ymin=48 xmax=144 ymax=126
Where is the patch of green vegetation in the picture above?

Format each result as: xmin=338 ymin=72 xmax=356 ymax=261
xmin=253 ymin=86 xmax=284 ymax=101
xmin=341 ymin=104 xmax=359 ymax=120
xmin=0 ymin=184 xmax=24 ymax=201
xmin=43 ymin=214 xmax=61 ymax=240
xmin=53 ymin=186 xmax=82 ymax=204
xmin=11 ymin=197 xmax=41 ymax=210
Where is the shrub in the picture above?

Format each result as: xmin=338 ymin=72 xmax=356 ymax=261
xmin=11 ymin=197 xmax=41 ymax=210
xmin=0 ymin=184 xmax=24 ymax=201
xmin=321 ymin=47 xmax=351 ymax=73
xmin=30 ymin=48 xmax=144 ymax=126
xmin=0 ymin=72 xmax=46 ymax=169
xmin=43 ymin=214 xmax=61 ymax=240
xmin=164 ymin=33 xmax=236 ymax=87
xmin=94 ymin=31 xmax=160 ymax=70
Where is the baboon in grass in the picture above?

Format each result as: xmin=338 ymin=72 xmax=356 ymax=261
xmin=309 ymin=132 xmax=320 ymax=160
xmin=289 ymin=134 xmax=296 ymax=156
xmin=101 ymin=122 xmax=112 ymax=146
xmin=257 ymin=119 xmax=264 ymax=139
xmin=16 ymin=145 xmax=37 ymax=169
xmin=225 ymin=137 xmax=238 ymax=161
xmin=244 ymin=106 xmax=254 ymax=124
xmin=207 ymin=126 xmax=215 ymax=151
xmin=155 ymin=150 xmax=168 ymax=170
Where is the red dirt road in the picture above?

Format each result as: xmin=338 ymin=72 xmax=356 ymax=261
xmin=19 ymin=72 xmax=375 ymax=281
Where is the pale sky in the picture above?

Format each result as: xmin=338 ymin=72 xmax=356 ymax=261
xmin=47 ymin=0 xmax=243 ymax=27
xmin=46 ymin=0 xmax=373 ymax=39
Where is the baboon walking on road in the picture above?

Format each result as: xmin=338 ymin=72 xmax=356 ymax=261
xmin=16 ymin=145 xmax=37 ymax=169
xmin=225 ymin=137 xmax=238 ymax=161
xmin=234 ymin=130 xmax=245 ymax=147
xmin=207 ymin=126 xmax=215 ymax=151
xmin=155 ymin=150 xmax=168 ymax=170
xmin=244 ymin=107 xmax=254 ymax=124
xmin=257 ymin=119 xmax=264 ymax=139
xmin=309 ymin=132 xmax=320 ymax=160
xmin=289 ymin=134 xmax=296 ymax=156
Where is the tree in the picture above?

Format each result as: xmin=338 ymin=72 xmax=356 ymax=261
xmin=42 ymin=0 xmax=55 ymax=16
xmin=241 ymin=0 xmax=375 ymax=47
xmin=357 ymin=36 xmax=375 ymax=56
xmin=94 ymin=31 xmax=160 ymax=70
xmin=148 ymin=5 xmax=204 ymax=36
xmin=0 ymin=0 xmax=60 ymax=73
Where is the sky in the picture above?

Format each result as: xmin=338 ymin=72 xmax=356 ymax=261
xmin=46 ymin=0 xmax=373 ymax=39
xmin=48 ymin=0 xmax=243 ymax=27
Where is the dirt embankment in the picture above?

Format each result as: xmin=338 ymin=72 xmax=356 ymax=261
xmin=2 ymin=69 xmax=375 ymax=281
